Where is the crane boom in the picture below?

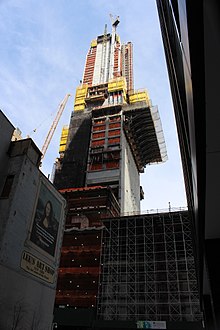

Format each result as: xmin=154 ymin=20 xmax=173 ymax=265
xmin=41 ymin=93 xmax=71 ymax=160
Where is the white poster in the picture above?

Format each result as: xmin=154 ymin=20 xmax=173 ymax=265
xmin=30 ymin=181 xmax=62 ymax=257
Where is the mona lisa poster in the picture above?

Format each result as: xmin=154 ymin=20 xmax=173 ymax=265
xmin=30 ymin=180 xmax=62 ymax=257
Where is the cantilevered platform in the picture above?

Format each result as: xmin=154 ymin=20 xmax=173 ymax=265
xmin=123 ymin=101 xmax=167 ymax=172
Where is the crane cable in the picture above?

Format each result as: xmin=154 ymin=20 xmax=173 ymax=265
xmin=27 ymin=111 xmax=56 ymax=137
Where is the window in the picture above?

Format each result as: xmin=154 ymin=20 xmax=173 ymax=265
xmin=0 ymin=175 xmax=14 ymax=198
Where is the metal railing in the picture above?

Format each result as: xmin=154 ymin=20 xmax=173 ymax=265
xmin=121 ymin=206 xmax=188 ymax=217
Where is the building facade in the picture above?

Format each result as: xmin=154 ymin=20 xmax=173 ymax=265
xmin=0 ymin=111 xmax=66 ymax=330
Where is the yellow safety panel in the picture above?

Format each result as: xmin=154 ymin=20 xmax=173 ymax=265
xmin=129 ymin=90 xmax=150 ymax=104
xmin=60 ymin=137 xmax=67 ymax=142
xmin=74 ymin=84 xmax=88 ymax=108
xmin=60 ymin=139 xmax=68 ymax=145
xmin=108 ymin=77 xmax=127 ymax=93
xmin=60 ymin=127 xmax=68 ymax=137
xmin=75 ymin=87 xmax=88 ymax=98
xmin=74 ymin=104 xmax=85 ymax=111
xmin=91 ymin=39 xmax=97 ymax=47
xmin=74 ymin=98 xmax=86 ymax=106
xmin=59 ymin=126 xmax=69 ymax=153
xmin=59 ymin=145 xmax=66 ymax=153
xmin=60 ymin=133 xmax=68 ymax=138
xmin=60 ymin=133 xmax=68 ymax=139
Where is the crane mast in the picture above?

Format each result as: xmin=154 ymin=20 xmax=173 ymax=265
xmin=41 ymin=93 xmax=71 ymax=160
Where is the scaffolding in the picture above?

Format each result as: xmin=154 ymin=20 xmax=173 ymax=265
xmin=97 ymin=210 xmax=202 ymax=322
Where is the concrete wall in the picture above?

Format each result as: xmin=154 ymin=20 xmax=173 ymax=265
xmin=54 ymin=111 xmax=92 ymax=189
xmin=120 ymin=131 xmax=140 ymax=214
xmin=86 ymin=169 xmax=120 ymax=185
xmin=0 ymin=140 xmax=66 ymax=330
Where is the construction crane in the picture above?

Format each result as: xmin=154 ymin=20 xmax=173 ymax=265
xmin=41 ymin=93 xmax=71 ymax=161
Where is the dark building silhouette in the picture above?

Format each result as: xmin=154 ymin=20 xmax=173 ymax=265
xmin=156 ymin=1 xmax=220 ymax=329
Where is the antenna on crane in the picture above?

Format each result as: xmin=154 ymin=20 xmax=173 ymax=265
xmin=41 ymin=93 xmax=71 ymax=162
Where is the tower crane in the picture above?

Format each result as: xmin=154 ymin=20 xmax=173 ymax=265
xmin=41 ymin=93 xmax=71 ymax=161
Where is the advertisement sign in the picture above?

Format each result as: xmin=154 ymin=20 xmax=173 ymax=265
xmin=30 ymin=180 xmax=62 ymax=257
xmin=137 ymin=321 xmax=166 ymax=329
xmin=21 ymin=251 xmax=55 ymax=283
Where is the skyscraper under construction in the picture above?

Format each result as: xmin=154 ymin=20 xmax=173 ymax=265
xmin=53 ymin=16 xmax=202 ymax=330
xmin=54 ymin=15 xmax=167 ymax=213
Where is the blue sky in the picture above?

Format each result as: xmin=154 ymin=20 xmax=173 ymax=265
xmin=0 ymin=0 xmax=187 ymax=210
